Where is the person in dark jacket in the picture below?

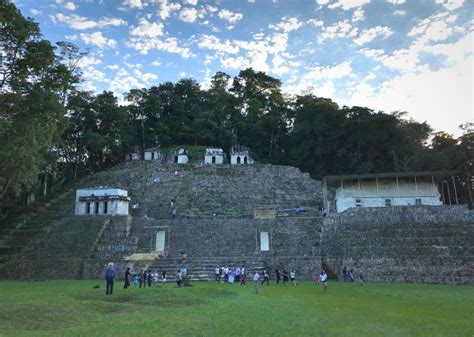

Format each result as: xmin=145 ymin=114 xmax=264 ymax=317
xmin=105 ymin=262 xmax=116 ymax=295
xmin=123 ymin=267 xmax=131 ymax=289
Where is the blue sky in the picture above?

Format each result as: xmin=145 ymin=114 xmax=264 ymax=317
xmin=14 ymin=0 xmax=473 ymax=136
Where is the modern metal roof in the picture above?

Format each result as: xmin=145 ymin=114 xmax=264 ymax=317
xmin=323 ymin=170 xmax=458 ymax=184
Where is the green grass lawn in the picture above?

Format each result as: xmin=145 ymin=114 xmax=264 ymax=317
xmin=0 ymin=280 xmax=472 ymax=337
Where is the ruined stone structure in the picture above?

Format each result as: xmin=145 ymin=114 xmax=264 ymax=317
xmin=0 ymin=161 xmax=472 ymax=284
xmin=75 ymin=188 xmax=130 ymax=216
xmin=323 ymin=172 xmax=457 ymax=213
xmin=144 ymin=147 xmax=163 ymax=161
xmin=170 ymin=147 xmax=189 ymax=164
xmin=231 ymin=145 xmax=254 ymax=165
xmin=321 ymin=206 xmax=473 ymax=284
xmin=204 ymin=148 xmax=225 ymax=165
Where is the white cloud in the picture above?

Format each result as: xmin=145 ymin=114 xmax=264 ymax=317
xmin=179 ymin=7 xmax=199 ymax=23
xmin=82 ymin=66 xmax=107 ymax=82
xmin=220 ymin=56 xmax=249 ymax=70
xmin=56 ymin=0 xmax=77 ymax=10
xmin=152 ymin=60 xmax=161 ymax=66
xmin=186 ymin=0 xmax=198 ymax=5
xmin=328 ymin=0 xmax=370 ymax=10
xmin=108 ymin=64 xmax=119 ymax=70
xmin=271 ymin=55 xmax=290 ymax=75
xmin=77 ymin=55 xmax=102 ymax=68
xmin=316 ymin=0 xmax=330 ymax=5
xmin=408 ymin=13 xmax=453 ymax=42
xmin=122 ymin=0 xmax=147 ymax=9
xmin=394 ymin=9 xmax=406 ymax=16
xmin=197 ymin=35 xmax=240 ymax=54
xmin=80 ymin=31 xmax=117 ymax=49
xmin=269 ymin=17 xmax=303 ymax=33
xmin=30 ymin=8 xmax=42 ymax=15
xmin=50 ymin=13 xmax=126 ymax=30
xmin=218 ymin=9 xmax=243 ymax=24
xmin=318 ymin=20 xmax=358 ymax=43
xmin=352 ymin=8 xmax=364 ymax=22
xmin=387 ymin=0 xmax=405 ymax=4
xmin=131 ymin=18 xmax=164 ymax=38
xmin=354 ymin=26 xmax=393 ymax=45
xmin=436 ymin=0 xmax=464 ymax=11
xmin=157 ymin=0 xmax=181 ymax=20
xmin=306 ymin=61 xmax=353 ymax=80
xmin=307 ymin=18 xmax=324 ymax=27
xmin=129 ymin=36 xmax=193 ymax=58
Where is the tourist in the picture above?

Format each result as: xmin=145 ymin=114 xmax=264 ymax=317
xmin=153 ymin=270 xmax=159 ymax=286
xmin=147 ymin=270 xmax=153 ymax=287
xmin=290 ymin=270 xmax=296 ymax=286
xmin=123 ymin=267 xmax=131 ymax=289
xmin=133 ymin=273 xmax=139 ymax=287
xmin=235 ymin=266 xmax=241 ymax=283
xmin=295 ymin=206 xmax=301 ymax=215
xmin=261 ymin=269 xmax=270 ymax=286
xmin=358 ymin=273 xmax=365 ymax=287
xmin=180 ymin=266 xmax=187 ymax=277
xmin=320 ymin=270 xmax=328 ymax=292
xmin=170 ymin=199 xmax=175 ymax=208
xmin=241 ymin=266 xmax=245 ymax=278
xmin=161 ymin=270 xmax=167 ymax=286
xmin=219 ymin=267 xmax=224 ymax=284
xmin=143 ymin=270 xmax=148 ymax=287
xmin=253 ymin=270 xmax=260 ymax=294
xmin=214 ymin=266 xmax=220 ymax=282
xmin=138 ymin=272 xmax=143 ymax=288
xmin=240 ymin=271 xmax=246 ymax=286
xmin=224 ymin=266 xmax=229 ymax=283
xmin=282 ymin=270 xmax=289 ymax=286
xmin=349 ymin=269 xmax=354 ymax=282
xmin=342 ymin=266 xmax=348 ymax=282
xmin=176 ymin=270 xmax=182 ymax=287
xmin=153 ymin=177 xmax=160 ymax=186
xmin=104 ymin=262 xmax=116 ymax=295
xmin=275 ymin=268 xmax=281 ymax=284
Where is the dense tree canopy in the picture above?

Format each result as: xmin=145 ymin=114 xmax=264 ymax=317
xmin=0 ymin=1 xmax=472 ymax=216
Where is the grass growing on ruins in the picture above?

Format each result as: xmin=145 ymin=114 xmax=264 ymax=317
xmin=0 ymin=280 xmax=472 ymax=337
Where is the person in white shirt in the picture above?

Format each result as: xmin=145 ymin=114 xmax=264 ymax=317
xmin=253 ymin=271 xmax=260 ymax=294
xmin=320 ymin=270 xmax=328 ymax=292
xmin=214 ymin=266 xmax=220 ymax=282
xmin=290 ymin=270 xmax=296 ymax=287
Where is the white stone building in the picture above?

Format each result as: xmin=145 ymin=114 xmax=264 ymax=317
xmin=144 ymin=147 xmax=163 ymax=161
xmin=322 ymin=172 xmax=458 ymax=213
xmin=125 ymin=151 xmax=141 ymax=161
xmin=230 ymin=145 xmax=254 ymax=165
xmin=75 ymin=188 xmax=130 ymax=216
xmin=171 ymin=148 xmax=189 ymax=164
xmin=204 ymin=148 xmax=224 ymax=164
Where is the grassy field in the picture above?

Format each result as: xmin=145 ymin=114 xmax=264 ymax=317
xmin=0 ymin=280 xmax=472 ymax=337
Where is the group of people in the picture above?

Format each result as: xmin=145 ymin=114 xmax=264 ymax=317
xmin=125 ymin=269 xmax=168 ymax=288
xmin=214 ymin=266 xmax=247 ymax=285
xmin=342 ymin=266 xmax=365 ymax=286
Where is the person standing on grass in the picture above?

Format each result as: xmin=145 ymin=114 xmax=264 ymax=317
xmin=282 ymin=270 xmax=289 ymax=286
xmin=161 ymin=270 xmax=167 ymax=286
xmin=261 ymin=269 xmax=270 ymax=286
xmin=104 ymin=262 xmax=116 ymax=295
xmin=240 ymin=271 xmax=246 ymax=286
xmin=358 ymin=273 xmax=365 ymax=287
xmin=290 ymin=270 xmax=296 ymax=286
xmin=143 ymin=270 xmax=148 ymax=287
xmin=176 ymin=270 xmax=182 ymax=287
xmin=275 ymin=268 xmax=281 ymax=284
xmin=253 ymin=270 xmax=260 ymax=294
xmin=123 ymin=267 xmax=131 ymax=289
xmin=214 ymin=266 xmax=220 ymax=282
xmin=147 ymin=270 xmax=153 ymax=287
xmin=320 ymin=270 xmax=328 ymax=292
xmin=133 ymin=273 xmax=139 ymax=287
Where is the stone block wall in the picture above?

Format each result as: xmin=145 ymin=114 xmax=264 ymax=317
xmin=321 ymin=205 xmax=474 ymax=284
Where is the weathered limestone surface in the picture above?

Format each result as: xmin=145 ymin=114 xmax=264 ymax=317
xmin=321 ymin=206 xmax=474 ymax=284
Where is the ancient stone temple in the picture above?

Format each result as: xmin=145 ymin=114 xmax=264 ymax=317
xmin=230 ymin=145 xmax=254 ymax=165
xmin=322 ymin=171 xmax=457 ymax=213
xmin=204 ymin=148 xmax=224 ymax=164
xmin=75 ymin=188 xmax=130 ymax=216
xmin=170 ymin=147 xmax=189 ymax=164
xmin=124 ymin=149 xmax=141 ymax=161
xmin=144 ymin=147 xmax=163 ymax=161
